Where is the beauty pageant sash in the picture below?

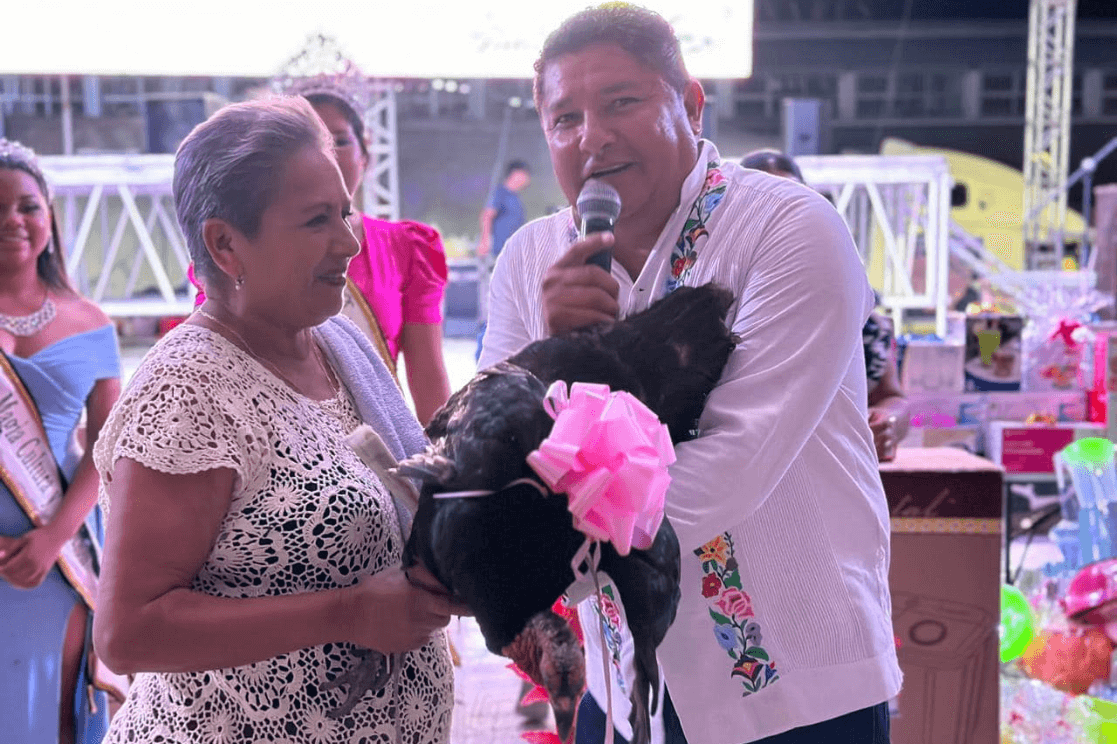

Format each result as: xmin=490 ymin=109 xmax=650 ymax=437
xmin=0 ymin=351 xmax=99 ymax=608
xmin=0 ymin=350 xmax=132 ymax=702
xmin=341 ymin=277 xmax=400 ymax=386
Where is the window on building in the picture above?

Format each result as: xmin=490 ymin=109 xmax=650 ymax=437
xmin=858 ymin=74 xmax=888 ymax=94
xmin=855 ymin=73 xmax=888 ymax=120
xmin=730 ymin=72 xmax=836 ymax=124
xmin=776 ymin=72 xmax=838 ymax=99
xmin=101 ymin=77 xmax=145 ymax=117
xmin=893 ymin=75 xmax=923 ymax=116
xmin=927 ymin=72 xmax=964 ymax=117
xmin=893 ymin=71 xmax=963 ymax=118
xmin=980 ymin=70 xmax=1024 ymax=118
xmin=735 ymin=99 xmax=770 ymax=118
xmin=983 ymin=73 xmax=1015 ymax=92
xmin=857 ymin=99 xmax=887 ymax=119
xmin=1103 ymin=71 xmax=1117 ymax=116
xmin=734 ymin=76 xmax=771 ymax=119
xmin=17 ymin=77 xmax=59 ymax=117
xmin=951 ymin=183 xmax=969 ymax=208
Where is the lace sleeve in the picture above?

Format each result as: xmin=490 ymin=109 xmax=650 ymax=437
xmin=95 ymin=328 xmax=263 ymax=481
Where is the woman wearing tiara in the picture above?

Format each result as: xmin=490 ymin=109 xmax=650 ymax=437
xmin=277 ymin=72 xmax=452 ymax=425
xmin=0 ymin=138 xmax=124 ymax=743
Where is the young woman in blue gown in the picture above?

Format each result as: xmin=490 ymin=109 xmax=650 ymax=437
xmin=0 ymin=138 xmax=123 ymax=743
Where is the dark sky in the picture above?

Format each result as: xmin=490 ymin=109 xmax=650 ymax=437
xmin=872 ymin=0 xmax=1117 ymax=20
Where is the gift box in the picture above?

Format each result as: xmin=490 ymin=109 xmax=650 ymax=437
xmin=901 ymin=340 xmax=965 ymax=394
xmin=907 ymin=391 xmax=1087 ymax=430
xmin=965 ymin=314 xmax=1024 ymax=392
xmin=986 ymin=422 xmax=1106 ymax=474
xmin=1021 ymin=317 xmax=1093 ymax=393
xmin=880 ymin=447 xmax=1002 ymax=744
xmin=984 ymin=391 xmax=1089 ymax=424
xmin=907 ymin=392 xmax=986 ymax=427
xmin=899 ymin=425 xmax=982 ymax=454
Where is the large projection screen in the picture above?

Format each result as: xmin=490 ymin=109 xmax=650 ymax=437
xmin=4 ymin=1 xmax=753 ymax=79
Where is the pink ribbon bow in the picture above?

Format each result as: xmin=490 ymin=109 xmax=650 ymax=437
xmin=526 ymin=381 xmax=675 ymax=555
xmin=1050 ymin=318 xmax=1083 ymax=348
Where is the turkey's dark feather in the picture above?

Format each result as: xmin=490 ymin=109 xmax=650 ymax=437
xmin=400 ymin=283 xmax=738 ymax=744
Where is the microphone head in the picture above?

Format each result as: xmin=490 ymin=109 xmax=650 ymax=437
xmin=576 ymin=179 xmax=622 ymax=224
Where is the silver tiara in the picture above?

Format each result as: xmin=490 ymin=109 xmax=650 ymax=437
xmin=271 ymin=34 xmax=375 ymax=120
xmin=0 ymin=138 xmax=40 ymax=167
xmin=0 ymin=138 xmax=51 ymax=198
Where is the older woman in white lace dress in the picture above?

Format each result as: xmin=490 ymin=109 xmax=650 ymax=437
xmin=92 ymin=97 xmax=458 ymax=743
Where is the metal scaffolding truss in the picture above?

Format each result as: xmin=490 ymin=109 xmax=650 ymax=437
xmin=40 ymin=154 xmax=194 ymax=317
xmin=796 ymin=154 xmax=952 ymax=337
xmin=35 ymin=33 xmax=405 ymax=319
xmin=273 ymin=34 xmax=401 ymax=221
xmin=796 ymin=152 xmax=1100 ymax=333
xmin=362 ymin=81 xmax=400 ymax=221
xmin=38 ymin=144 xmax=401 ymax=318
xmin=948 ymin=218 xmax=1098 ymax=320
xmin=1022 ymin=0 xmax=1076 ymax=265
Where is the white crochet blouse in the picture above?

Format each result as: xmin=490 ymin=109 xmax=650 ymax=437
xmin=94 ymin=324 xmax=452 ymax=744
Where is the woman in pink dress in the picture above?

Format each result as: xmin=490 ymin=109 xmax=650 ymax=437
xmin=300 ymin=88 xmax=452 ymax=424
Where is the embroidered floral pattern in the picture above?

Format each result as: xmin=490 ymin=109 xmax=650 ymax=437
xmin=694 ymin=532 xmax=779 ymax=696
xmin=591 ymin=585 xmax=628 ymax=695
xmin=561 ymin=156 xmax=727 ymax=296
xmin=665 ymin=159 xmax=728 ymax=294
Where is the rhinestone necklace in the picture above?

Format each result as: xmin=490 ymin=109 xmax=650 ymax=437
xmin=0 ymin=295 xmax=57 ymax=336
xmin=196 ymin=309 xmax=338 ymax=398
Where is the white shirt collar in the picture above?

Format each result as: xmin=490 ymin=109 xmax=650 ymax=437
xmin=617 ymin=139 xmax=722 ymax=313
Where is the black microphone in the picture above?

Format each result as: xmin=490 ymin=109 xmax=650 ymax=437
xmin=576 ymin=179 xmax=622 ymax=272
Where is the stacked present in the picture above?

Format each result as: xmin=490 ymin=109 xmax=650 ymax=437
xmin=999 ymin=439 xmax=1117 ymax=743
xmin=898 ymin=307 xmax=1117 ymax=473
xmin=887 ymin=285 xmax=1117 ymax=742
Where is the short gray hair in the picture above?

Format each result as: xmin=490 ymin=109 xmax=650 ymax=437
xmin=173 ymin=96 xmax=332 ymax=281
